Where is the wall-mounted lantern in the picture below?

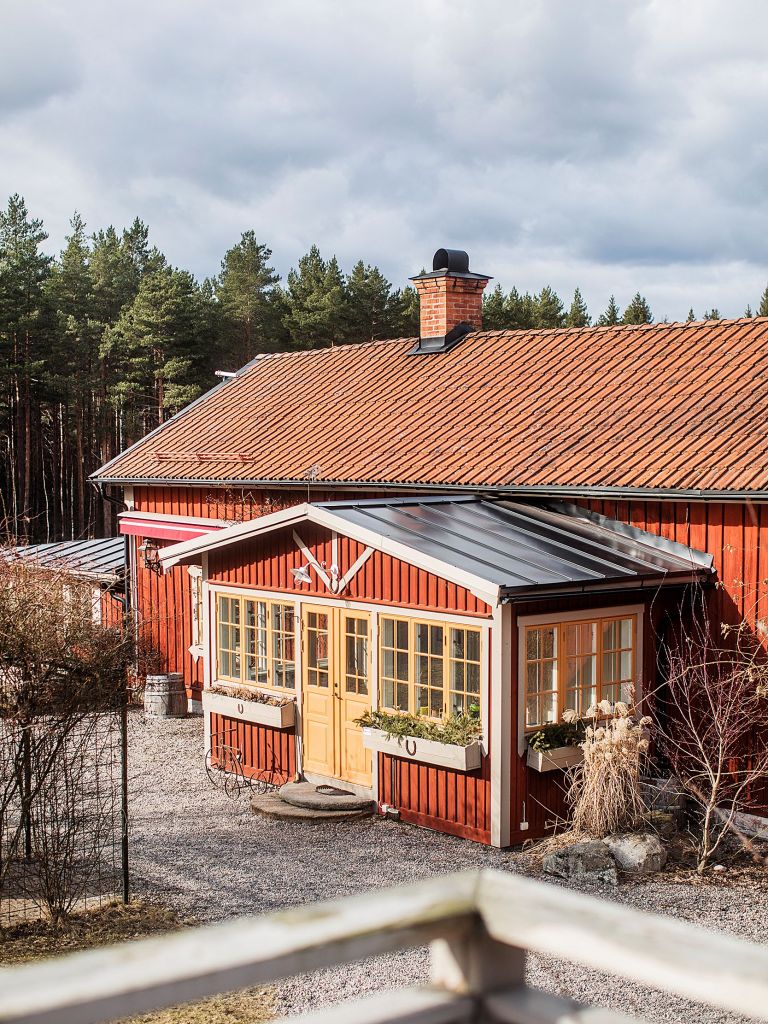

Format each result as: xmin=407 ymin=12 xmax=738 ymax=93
xmin=138 ymin=540 xmax=163 ymax=575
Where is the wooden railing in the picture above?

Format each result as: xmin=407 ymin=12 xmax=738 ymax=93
xmin=2 ymin=868 xmax=768 ymax=1024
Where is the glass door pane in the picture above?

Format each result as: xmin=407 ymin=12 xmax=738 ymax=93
xmin=344 ymin=615 xmax=369 ymax=695
xmin=306 ymin=609 xmax=330 ymax=688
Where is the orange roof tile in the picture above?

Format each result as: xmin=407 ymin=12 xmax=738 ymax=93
xmin=92 ymin=318 xmax=768 ymax=496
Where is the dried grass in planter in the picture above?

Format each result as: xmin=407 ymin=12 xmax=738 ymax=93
xmin=566 ymin=701 xmax=651 ymax=837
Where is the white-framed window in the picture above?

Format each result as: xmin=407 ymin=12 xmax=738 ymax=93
xmin=521 ymin=608 xmax=640 ymax=731
xmin=216 ymin=593 xmax=296 ymax=691
xmin=379 ymin=615 xmax=482 ymax=719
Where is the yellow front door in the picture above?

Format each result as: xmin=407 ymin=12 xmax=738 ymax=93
xmin=301 ymin=606 xmax=372 ymax=787
xmin=302 ymin=607 xmax=335 ymax=777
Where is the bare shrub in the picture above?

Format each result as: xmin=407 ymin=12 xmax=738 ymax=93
xmin=23 ymin=719 xmax=118 ymax=924
xmin=0 ymin=548 xmax=132 ymax=921
xmin=567 ymin=701 xmax=650 ymax=837
xmin=654 ymin=587 xmax=768 ymax=874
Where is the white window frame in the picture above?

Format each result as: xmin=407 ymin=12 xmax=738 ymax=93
xmin=213 ymin=591 xmax=298 ymax=694
xmin=378 ymin=614 xmax=484 ymax=721
xmin=188 ymin=565 xmax=204 ymax=661
xmin=204 ymin=584 xmax=491 ymax=750
xmin=516 ymin=603 xmax=644 ymax=756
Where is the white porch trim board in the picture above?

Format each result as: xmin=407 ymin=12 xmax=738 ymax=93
xmin=490 ymin=602 xmax=512 ymax=847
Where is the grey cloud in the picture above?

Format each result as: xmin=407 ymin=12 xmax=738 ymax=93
xmin=3 ymin=0 xmax=768 ymax=319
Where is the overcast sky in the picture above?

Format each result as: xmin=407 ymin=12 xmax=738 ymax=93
xmin=3 ymin=0 xmax=768 ymax=321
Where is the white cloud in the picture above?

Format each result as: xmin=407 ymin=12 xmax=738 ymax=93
xmin=2 ymin=0 xmax=768 ymax=319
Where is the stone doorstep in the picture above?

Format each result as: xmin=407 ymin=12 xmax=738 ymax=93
xmin=278 ymin=781 xmax=375 ymax=813
xmin=251 ymin=792 xmax=374 ymax=822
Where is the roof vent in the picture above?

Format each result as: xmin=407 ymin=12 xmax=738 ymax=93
xmin=409 ymin=248 xmax=491 ymax=354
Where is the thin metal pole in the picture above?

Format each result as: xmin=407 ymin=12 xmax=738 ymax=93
xmin=22 ymin=728 xmax=32 ymax=862
xmin=120 ymin=530 xmax=131 ymax=905
xmin=120 ymin=696 xmax=129 ymax=904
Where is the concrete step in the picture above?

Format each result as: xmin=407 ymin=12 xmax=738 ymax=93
xmin=251 ymin=791 xmax=374 ymax=822
xmin=278 ymin=781 xmax=375 ymax=813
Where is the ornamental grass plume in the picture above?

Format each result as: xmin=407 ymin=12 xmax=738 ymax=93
xmin=567 ymin=700 xmax=650 ymax=837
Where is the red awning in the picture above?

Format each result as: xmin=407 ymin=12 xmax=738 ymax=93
xmin=119 ymin=514 xmax=225 ymax=543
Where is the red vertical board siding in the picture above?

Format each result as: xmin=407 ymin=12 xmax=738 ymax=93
xmin=209 ymin=712 xmax=295 ymax=782
xmin=578 ymin=499 xmax=766 ymax=634
xmin=99 ymin=589 xmax=124 ymax=630
xmin=133 ymin=485 xmax=383 ymax=520
xmin=378 ymin=752 xmax=491 ymax=844
xmin=135 ymin=537 xmax=203 ymax=698
xmin=207 ymin=523 xmax=492 ymax=617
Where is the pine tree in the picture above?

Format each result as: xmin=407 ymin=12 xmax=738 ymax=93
xmin=565 ymin=287 xmax=591 ymax=328
xmin=0 ymin=195 xmax=53 ymax=537
xmin=686 ymin=308 xmax=696 ymax=322
xmin=215 ymin=232 xmax=282 ymax=367
xmin=758 ymin=285 xmax=768 ymax=318
xmin=534 ymin=286 xmax=565 ymax=329
xmin=345 ymin=261 xmax=401 ymax=342
xmin=393 ymin=285 xmax=419 ymax=337
xmin=505 ymin=287 xmax=537 ymax=329
xmin=622 ymin=293 xmax=653 ymax=325
xmin=745 ymin=304 xmax=754 ymax=318
xmin=104 ymin=268 xmax=209 ymax=439
xmin=284 ymin=246 xmax=349 ymax=348
xmin=482 ymin=284 xmax=507 ymax=330
xmin=45 ymin=213 xmax=100 ymax=535
xmin=703 ymin=308 xmax=720 ymax=321
xmin=597 ymin=295 xmax=621 ymax=326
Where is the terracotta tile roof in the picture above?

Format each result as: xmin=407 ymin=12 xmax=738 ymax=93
xmin=92 ymin=318 xmax=768 ymax=495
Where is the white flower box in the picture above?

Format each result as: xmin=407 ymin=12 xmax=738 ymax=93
xmin=203 ymin=688 xmax=296 ymax=729
xmin=361 ymin=727 xmax=483 ymax=772
xmin=527 ymin=744 xmax=583 ymax=773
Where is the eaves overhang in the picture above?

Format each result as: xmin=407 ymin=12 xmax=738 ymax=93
xmin=91 ymin=476 xmax=768 ymax=504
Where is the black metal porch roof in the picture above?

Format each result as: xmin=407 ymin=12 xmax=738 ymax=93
xmin=317 ymin=496 xmax=714 ymax=599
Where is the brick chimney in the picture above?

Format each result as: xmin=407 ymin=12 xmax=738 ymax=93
xmin=410 ymin=248 xmax=491 ymax=353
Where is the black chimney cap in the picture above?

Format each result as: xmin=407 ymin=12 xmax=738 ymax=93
xmin=433 ymin=248 xmax=469 ymax=273
xmin=410 ymin=248 xmax=490 ymax=284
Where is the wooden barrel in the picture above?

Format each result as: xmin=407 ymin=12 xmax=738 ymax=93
xmin=144 ymin=674 xmax=187 ymax=718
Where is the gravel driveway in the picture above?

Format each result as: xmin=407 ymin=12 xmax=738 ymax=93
xmin=129 ymin=713 xmax=767 ymax=1023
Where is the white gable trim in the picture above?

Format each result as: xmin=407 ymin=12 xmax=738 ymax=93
xmin=159 ymin=503 xmax=499 ymax=607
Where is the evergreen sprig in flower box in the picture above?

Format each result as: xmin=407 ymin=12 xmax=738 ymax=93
xmin=357 ymin=710 xmax=483 ymax=773
xmin=526 ymin=719 xmax=585 ymax=773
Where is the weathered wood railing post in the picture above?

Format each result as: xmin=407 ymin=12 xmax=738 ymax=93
xmin=430 ymin=915 xmax=525 ymax=1003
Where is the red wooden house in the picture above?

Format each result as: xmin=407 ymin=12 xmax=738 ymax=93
xmin=93 ymin=248 xmax=768 ymax=847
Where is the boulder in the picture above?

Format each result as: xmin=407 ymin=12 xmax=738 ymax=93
xmin=543 ymin=841 xmax=618 ymax=886
xmin=603 ymin=833 xmax=667 ymax=875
